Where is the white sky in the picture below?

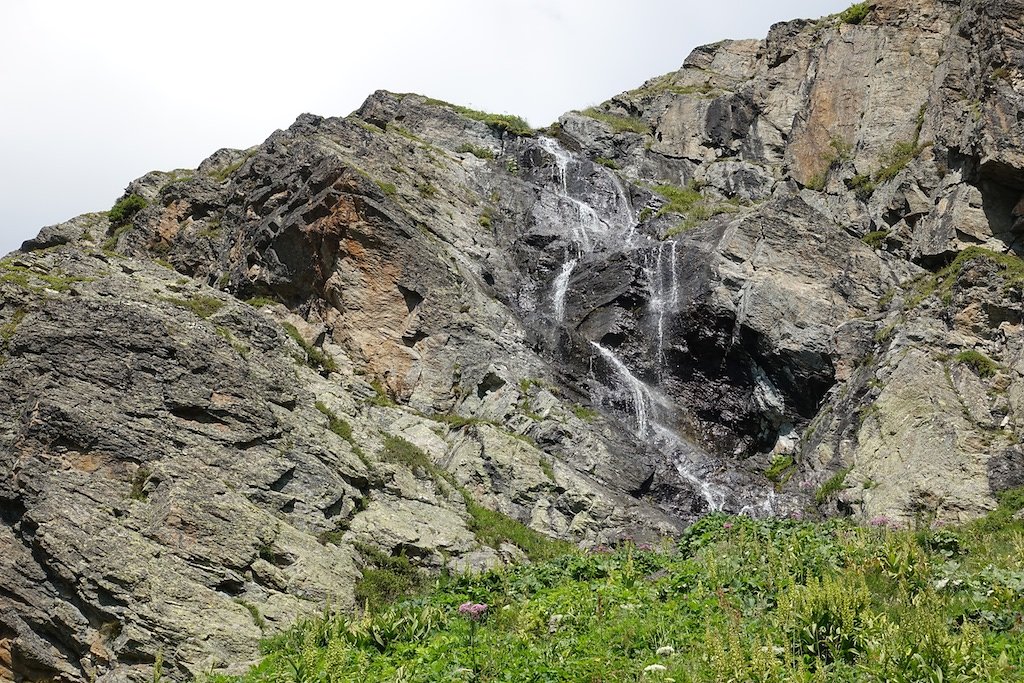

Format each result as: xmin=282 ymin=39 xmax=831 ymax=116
xmin=0 ymin=1 xmax=850 ymax=256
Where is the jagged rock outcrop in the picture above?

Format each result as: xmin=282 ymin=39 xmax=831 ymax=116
xmin=3 ymin=0 xmax=1024 ymax=680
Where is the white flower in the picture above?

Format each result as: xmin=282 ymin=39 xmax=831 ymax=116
xmin=643 ymin=664 xmax=668 ymax=673
xmin=656 ymin=646 xmax=675 ymax=657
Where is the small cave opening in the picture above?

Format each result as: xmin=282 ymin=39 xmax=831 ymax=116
xmin=977 ymin=160 xmax=1024 ymax=257
xmin=482 ymin=271 xmax=496 ymax=286
xmin=397 ymin=284 xmax=424 ymax=313
xmin=476 ymin=372 xmax=507 ymax=398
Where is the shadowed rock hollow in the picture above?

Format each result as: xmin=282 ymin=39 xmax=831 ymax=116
xmin=3 ymin=0 xmax=1024 ymax=680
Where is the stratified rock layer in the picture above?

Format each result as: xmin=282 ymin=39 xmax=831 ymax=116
xmin=2 ymin=0 xmax=1024 ymax=680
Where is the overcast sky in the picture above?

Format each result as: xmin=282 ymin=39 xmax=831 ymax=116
xmin=1 ymin=1 xmax=850 ymax=256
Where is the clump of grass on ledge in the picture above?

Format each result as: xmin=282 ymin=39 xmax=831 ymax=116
xmin=422 ymin=98 xmax=533 ymax=136
xmin=455 ymin=143 xmax=494 ymax=159
xmin=281 ymin=322 xmax=339 ymax=374
xmin=222 ymin=504 xmax=1024 ymax=683
xmin=861 ymin=230 xmax=889 ymax=249
xmin=159 ymin=294 xmax=224 ymax=319
xmin=580 ymin=107 xmax=650 ymax=134
xmin=906 ymin=246 xmax=1024 ymax=308
xmin=654 ymin=182 xmax=742 ymax=237
xmin=955 ymin=349 xmax=1000 ymax=378
xmin=315 ymin=401 xmax=368 ymax=466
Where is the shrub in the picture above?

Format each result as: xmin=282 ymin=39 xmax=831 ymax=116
xmin=376 ymin=181 xmax=397 ymax=197
xmin=108 ymin=194 xmax=147 ymax=227
xmin=839 ymin=2 xmax=871 ymax=25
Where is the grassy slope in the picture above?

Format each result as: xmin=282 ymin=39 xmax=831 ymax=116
xmin=205 ymin=490 xmax=1024 ymax=682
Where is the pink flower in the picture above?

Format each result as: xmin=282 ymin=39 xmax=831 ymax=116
xmin=723 ymin=522 xmax=733 ymax=530
xmin=458 ymin=602 xmax=488 ymax=620
xmin=869 ymin=515 xmax=892 ymax=527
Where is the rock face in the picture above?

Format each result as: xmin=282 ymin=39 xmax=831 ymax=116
xmin=3 ymin=0 xmax=1024 ymax=680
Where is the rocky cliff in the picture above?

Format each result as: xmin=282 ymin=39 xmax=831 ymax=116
xmin=3 ymin=0 xmax=1024 ymax=680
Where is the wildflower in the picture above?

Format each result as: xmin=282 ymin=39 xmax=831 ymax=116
xmin=644 ymin=664 xmax=668 ymax=673
xmin=458 ymin=602 xmax=488 ymax=621
xmin=723 ymin=522 xmax=733 ymax=530
xmin=869 ymin=515 xmax=892 ymax=527
xmin=789 ymin=510 xmax=803 ymax=520
xmin=656 ymin=646 xmax=675 ymax=657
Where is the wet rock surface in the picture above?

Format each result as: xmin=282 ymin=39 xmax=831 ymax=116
xmin=3 ymin=0 xmax=1024 ymax=679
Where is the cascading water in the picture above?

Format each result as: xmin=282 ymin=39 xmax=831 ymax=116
xmin=644 ymin=241 xmax=680 ymax=368
xmin=590 ymin=341 xmax=726 ymax=512
xmin=551 ymin=257 xmax=577 ymax=322
xmin=532 ymin=137 xmax=771 ymax=516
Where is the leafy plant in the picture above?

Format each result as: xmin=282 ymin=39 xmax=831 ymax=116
xmin=861 ymin=230 xmax=889 ymax=249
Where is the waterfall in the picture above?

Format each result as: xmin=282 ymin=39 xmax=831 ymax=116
xmin=644 ymin=241 xmax=680 ymax=367
xmin=590 ymin=341 xmax=654 ymax=437
xmin=552 ymin=258 xmax=577 ymax=321
xmin=590 ymin=341 xmax=727 ymax=512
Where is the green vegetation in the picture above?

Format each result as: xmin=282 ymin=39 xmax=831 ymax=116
xmin=244 ymin=296 xmax=278 ymax=308
xmin=847 ymin=172 xmax=877 ymax=200
xmin=431 ymin=413 xmax=499 ymax=429
xmin=218 ymin=507 xmax=1024 ymax=682
xmin=478 ymin=207 xmax=493 ymax=228
xmin=876 ymin=139 xmax=924 ymax=182
xmin=806 ymin=136 xmax=853 ymax=191
xmin=580 ymin=107 xmax=651 ymax=134
xmin=839 ymin=1 xmax=872 ymax=25
xmin=422 ymin=98 xmax=533 ymax=136
xmin=570 ymin=404 xmax=599 ymax=422
xmin=368 ymin=379 xmax=395 ymax=407
xmin=455 ymin=143 xmax=495 ymax=160
xmin=281 ymin=322 xmax=339 ymax=374
xmin=377 ymin=180 xmax=397 ymax=197
xmin=816 ymin=467 xmax=852 ymax=505
xmin=234 ymin=599 xmax=266 ymax=631
xmin=907 ymin=247 xmax=1024 ymax=308
xmin=0 ymin=308 xmax=26 ymax=352
xmin=654 ymin=182 xmax=741 ymax=236
xmin=354 ymin=542 xmax=429 ymax=611
xmin=210 ymin=150 xmax=256 ymax=183
xmin=380 ymin=435 xmax=434 ymax=472
xmin=955 ymin=349 xmax=1000 ymax=379
xmin=461 ymin=492 xmax=572 ymax=562
xmin=861 ymin=230 xmax=889 ymax=249
xmin=159 ymin=294 xmax=224 ymax=319
xmin=765 ymin=454 xmax=795 ymax=484
xmin=627 ymin=73 xmax=720 ymax=100
xmin=108 ymin=194 xmax=147 ymax=227
xmin=0 ymin=261 xmax=92 ymax=294
xmin=129 ymin=466 xmax=150 ymax=501
xmin=539 ymin=456 xmax=555 ymax=481
xmin=594 ymin=157 xmax=619 ymax=169
xmin=315 ymin=401 xmax=368 ymax=465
